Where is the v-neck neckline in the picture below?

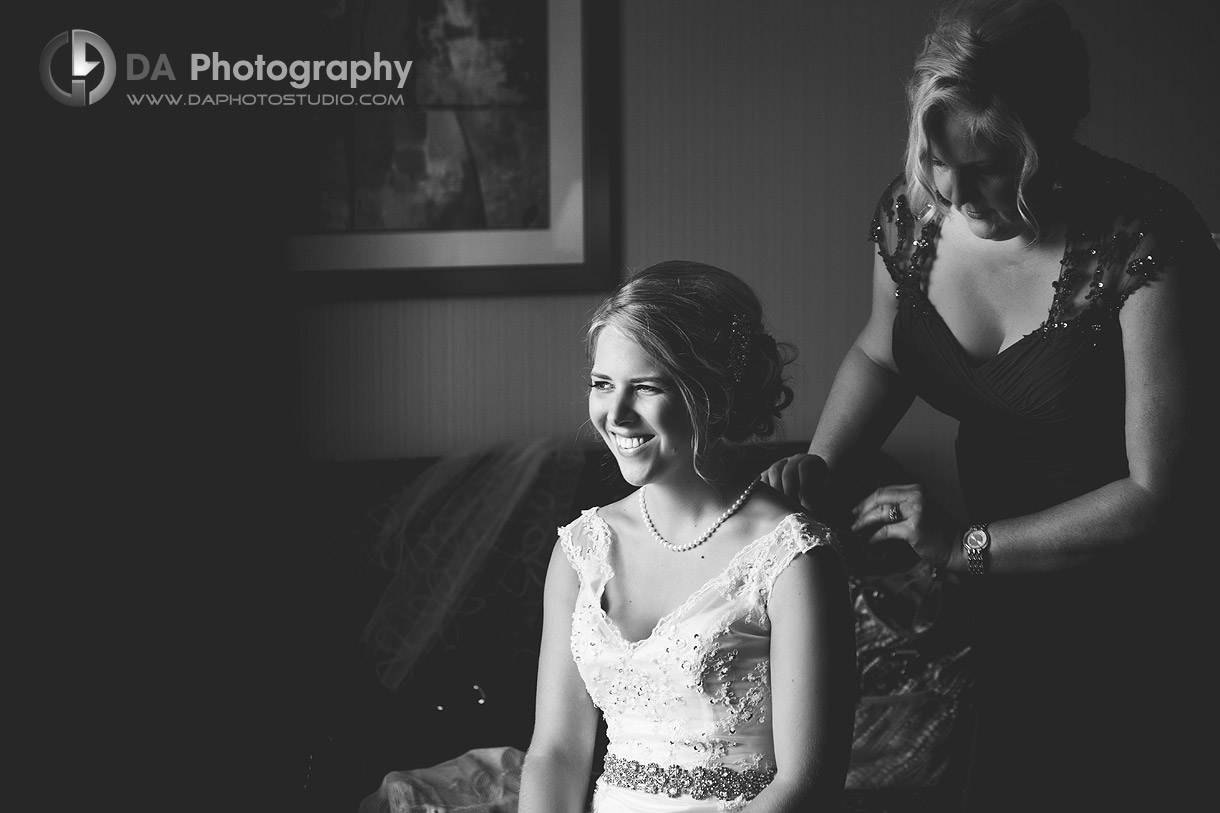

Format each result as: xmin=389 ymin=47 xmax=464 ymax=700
xmin=587 ymin=510 xmax=799 ymax=650
xmin=913 ymin=215 xmax=1077 ymax=369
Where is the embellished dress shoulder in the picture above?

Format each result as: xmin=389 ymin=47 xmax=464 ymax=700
xmin=556 ymin=508 xmax=838 ymax=812
xmin=867 ymin=146 xmax=1219 ymax=812
xmin=869 ymin=145 xmax=1215 ymax=520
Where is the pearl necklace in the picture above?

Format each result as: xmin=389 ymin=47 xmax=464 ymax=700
xmin=639 ymin=480 xmax=759 ymax=553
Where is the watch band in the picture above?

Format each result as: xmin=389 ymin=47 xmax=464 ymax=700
xmin=963 ymin=523 xmax=991 ymax=575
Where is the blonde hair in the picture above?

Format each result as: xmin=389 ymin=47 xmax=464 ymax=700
xmin=588 ymin=261 xmax=795 ymax=481
xmin=904 ymin=0 xmax=1089 ymax=236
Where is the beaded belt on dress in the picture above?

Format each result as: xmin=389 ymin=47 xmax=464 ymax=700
xmin=600 ymin=753 xmax=775 ymax=801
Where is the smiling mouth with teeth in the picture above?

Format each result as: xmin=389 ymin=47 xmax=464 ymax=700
xmin=615 ymin=435 xmax=653 ymax=450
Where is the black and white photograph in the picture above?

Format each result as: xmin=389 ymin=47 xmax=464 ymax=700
xmin=24 ymin=1 xmax=1218 ymax=811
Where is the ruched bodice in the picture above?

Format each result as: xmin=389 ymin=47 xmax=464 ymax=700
xmin=872 ymin=147 xmax=1201 ymax=646
xmin=869 ymin=145 xmax=1218 ymax=811
xmin=892 ymin=269 xmax=1131 ymax=520
xmin=872 ymin=146 xmax=1189 ymax=521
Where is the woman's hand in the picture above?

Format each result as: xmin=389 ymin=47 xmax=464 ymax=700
xmin=762 ymin=454 xmax=831 ymax=514
xmin=851 ymin=483 xmax=959 ymax=571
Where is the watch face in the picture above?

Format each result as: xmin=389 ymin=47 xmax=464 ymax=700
xmin=965 ymin=529 xmax=989 ymax=551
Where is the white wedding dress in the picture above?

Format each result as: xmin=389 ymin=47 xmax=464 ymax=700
xmin=559 ymin=508 xmax=838 ymax=812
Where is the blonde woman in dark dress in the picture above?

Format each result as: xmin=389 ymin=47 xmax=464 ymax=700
xmin=765 ymin=1 xmax=1218 ymax=810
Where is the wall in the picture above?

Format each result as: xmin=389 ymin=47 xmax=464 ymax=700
xmin=296 ymin=0 xmax=1220 ymax=520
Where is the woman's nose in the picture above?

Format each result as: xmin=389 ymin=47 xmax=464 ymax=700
xmin=944 ymin=169 xmax=973 ymax=206
xmin=608 ymin=392 xmax=635 ymax=425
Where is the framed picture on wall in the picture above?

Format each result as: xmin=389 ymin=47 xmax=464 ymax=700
xmin=287 ymin=0 xmax=620 ymax=300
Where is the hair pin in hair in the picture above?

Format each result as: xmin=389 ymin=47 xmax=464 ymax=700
xmin=727 ymin=314 xmax=752 ymax=383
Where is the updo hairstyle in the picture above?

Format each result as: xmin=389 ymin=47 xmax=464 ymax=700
xmin=587 ymin=260 xmax=796 ymax=478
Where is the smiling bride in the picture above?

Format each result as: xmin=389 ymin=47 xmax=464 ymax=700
xmin=518 ymin=260 xmax=857 ymax=813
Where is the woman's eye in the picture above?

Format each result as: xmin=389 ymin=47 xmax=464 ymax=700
xmin=589 ymin=380 xmax=611 ymax=391
xmin=636 ymin=384 xmax=662 ymax=394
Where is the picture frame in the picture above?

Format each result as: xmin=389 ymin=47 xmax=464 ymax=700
xmin=287 ymin=0 xmax=620 ymax=301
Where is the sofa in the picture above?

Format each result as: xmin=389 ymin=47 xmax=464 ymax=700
xmin=292 ymin=437 xmax=975 ymax=812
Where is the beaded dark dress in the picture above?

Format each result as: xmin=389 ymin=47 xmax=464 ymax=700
xmin=870 ymin=143 xmax=1217 ymax=811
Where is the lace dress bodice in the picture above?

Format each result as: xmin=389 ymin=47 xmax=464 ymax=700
xmin=559 ymin=509 xmax=836 ymax=811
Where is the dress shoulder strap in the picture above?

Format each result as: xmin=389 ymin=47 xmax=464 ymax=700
xmin=869 ymin=173 xmax=941 ymax=296
xmin=754 ymin=514 xmax=842 ymax=600
xmin=558 ymin=508 xmax=613 ymax=580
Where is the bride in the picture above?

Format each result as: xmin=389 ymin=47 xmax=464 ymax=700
xmin=519 ymin=260 xmax=856 ymax=812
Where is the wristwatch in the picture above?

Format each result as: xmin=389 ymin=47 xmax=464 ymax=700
xmin=962 ymin=523 xmax=991 ymax=575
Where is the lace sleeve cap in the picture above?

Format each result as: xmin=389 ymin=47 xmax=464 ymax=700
xmin=1115 ymin=191 xmax=1219 ymax=299
xmin=750 ymin=515 xmax=843 ymax=626
xmin=869 ymin=173 xmax=935 ymax=286
xmin=761 ymin=515 xmax=841 ymax=593
xmin=870 ymin=174 xmax=912 ymax=248
xmin=558 ymin=508 xmax=610 ymax=577
xmin=558 ymin=509 xmax=592 ymax=572
xmin=1070 ymin=147 xmax=1218 ymax=301
xmin=787 ymin=514 xmax=841 ymax=558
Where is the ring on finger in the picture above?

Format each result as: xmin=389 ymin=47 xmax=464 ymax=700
xmin=886 ymin=504 xmax=901 ymax=524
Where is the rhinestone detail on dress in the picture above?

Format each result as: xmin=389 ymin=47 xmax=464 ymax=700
xmin=600 ymin=753 xmax=775 ymax=801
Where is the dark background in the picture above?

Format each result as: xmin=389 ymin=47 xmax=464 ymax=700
xmin=22 ymin=2 xmax=317 ymax=807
